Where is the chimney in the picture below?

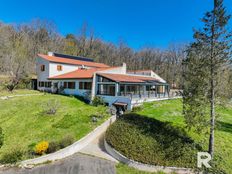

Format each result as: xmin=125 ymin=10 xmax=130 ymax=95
xmin=48 ymin=52 xmax=54 ymax=56
xmin=122 ymin=62 xmax=127 ymax=74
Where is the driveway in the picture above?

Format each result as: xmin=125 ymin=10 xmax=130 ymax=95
xmin=0 ymin=153 xmax=116 ymax=174
xmin=80 ymin=134 xmax=118 ymax=163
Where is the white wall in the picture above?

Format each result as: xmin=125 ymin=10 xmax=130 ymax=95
xmin=37 ymin=57 xmax=50 ymax=82
xmin=49 ymin=62 xmax=79 ymax=77
xmin=98 ymin=63 xmax=126 ymax=74
xmin=58 ymin=79 xmax=92 ymax=97
xmin=36 ymin=57 xmax=51 ymax=91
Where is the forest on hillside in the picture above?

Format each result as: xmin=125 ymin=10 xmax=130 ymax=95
xmin=0 ymin=19 xmax=231 ymax=94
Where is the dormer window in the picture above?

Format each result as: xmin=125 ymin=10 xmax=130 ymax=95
xmin=57 ymin=65 xmax=62 ymax=71
xmin=40 ymin=65 xmax=45 ymax=71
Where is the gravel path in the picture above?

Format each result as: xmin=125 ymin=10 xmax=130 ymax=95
xmin=0 ymin=153 xmax=116 ymax=174
xmin=0 ymin=94 xmax=43 ymax=100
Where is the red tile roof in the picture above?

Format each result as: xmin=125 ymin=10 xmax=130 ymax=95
xmin=38 ymin=54 xmax=110 ymax=68
xmin=48 ymin=67 xmax=120 ymax=79
xmin=97 ymin=73 xmax=160 ymax=83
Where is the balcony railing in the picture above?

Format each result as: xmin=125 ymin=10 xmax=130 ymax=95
xmin=119 ymin=91 xmax=169 ymax=100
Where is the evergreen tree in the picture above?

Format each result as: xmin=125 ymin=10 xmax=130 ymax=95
xmin=183 ymin=0 xmax=232 ymax=158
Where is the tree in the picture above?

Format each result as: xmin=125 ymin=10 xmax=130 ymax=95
xmin=183 ymin=0 xmax=232 ymax=158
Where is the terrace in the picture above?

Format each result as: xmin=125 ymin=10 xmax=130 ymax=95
xmin=96 ymin=74 xmax=169 ymax=106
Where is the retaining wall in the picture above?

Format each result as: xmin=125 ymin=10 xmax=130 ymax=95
xmin=104 ymin=139 xmax=195 ymax=174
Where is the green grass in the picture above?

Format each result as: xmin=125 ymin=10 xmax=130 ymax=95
xmin=107 ymin=99 xmax=231 ymax=174
xmin=137 ymin=99 xmax=232 ymax=173
xmin=116 ymin=163 xmax=165 ymax=174
xmin=0 ymin=90 xmax=110 ymax=160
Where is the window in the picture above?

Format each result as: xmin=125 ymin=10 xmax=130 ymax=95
xmin=119 ymin=85 xmax=142 ymax=96
xmin=48 ymin=82 xmax=52 ymax=88
xmin=68 ymin=82 xmax=75 ymax=89
xmin=97 ymin=84 xmax=115 ymax=96
xmin=45 ymin=82 xmax=52 ymax=88
xmin=79 ymin=82 xmax=92 ymax=90
xmin=126 ymin=85 xmax=140 ymax=95
xmin=64 ymin=82 xmax=75 ymax=89
xmin=64 ymin=82 xmax=67 ymax=88
xmin=157 ymin=85 xmax=165 ymax=94
xmin=41 ymin=81 xmax=44 ymax=87
xmin=120 ymin=85 xmax=125 ymax=95
xmin=57 ymin=65 xmax=62 ymax=71
xmin=40 ymin=65 xmax=45 ymax=71
xmin=39 ymin=81 xmax=51 ymax=88
xmin=146 ymin=85 xmax=156 ymax=94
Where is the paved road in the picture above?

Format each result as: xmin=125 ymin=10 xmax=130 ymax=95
xmin=0 ymin=153 xmax=116 ymax=174
xmin=80 ymin=134 xmax=118 ymax=163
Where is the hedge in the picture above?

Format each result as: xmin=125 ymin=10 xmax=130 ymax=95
xmin=105 ymin=113 xmax=201 ymax=168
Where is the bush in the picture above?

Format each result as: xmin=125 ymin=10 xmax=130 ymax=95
xmin=106 ymin=113 xmax=200 ymax=168
xmin=42 ymin=99 xmax=60 ymax=115
xmin=92 ymin=96 xmax=105 ymax=106
xmin=35 ymin=141 xmax=49 ymax=155
xmin=59 ymin=134 xmax=74 ymax=149
xmin=1 ymin=148 xmax=24 ymax=164
xmin=47 ymin=141 xmax=60 ymax=153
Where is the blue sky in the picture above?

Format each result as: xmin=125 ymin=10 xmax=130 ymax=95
xmin=0 ymin=0 xmax=232 ymax=49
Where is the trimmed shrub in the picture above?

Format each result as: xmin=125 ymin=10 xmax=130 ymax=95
xmin=106 ymin=113 xmax=200 ymax=168
xmin=35 ymin=141 xmax=49 ymax=155
xmin=92 ymin=96 xmax=105 ymax=106
xmin=59 ymin=134 xmax=74 ymax=149
xmin=1 ymin=148 xmax=24 ymax=164
xmin=47 ymin=141 xmax=60 ymax=153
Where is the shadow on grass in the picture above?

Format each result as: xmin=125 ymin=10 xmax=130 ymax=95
xmin=217 ymin=121 xmax=232 ymax=134
xmin=120 ymin=113 xmax=203 ymax=151
xmin=58 ymin=93 xmax=90 ymax=104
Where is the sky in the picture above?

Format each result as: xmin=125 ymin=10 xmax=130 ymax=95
xmin=0 ymin=0 xmax=232 ymax=49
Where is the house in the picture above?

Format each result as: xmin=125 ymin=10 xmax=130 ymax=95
xmin=36 ymin=52 xmax=169 ymax=110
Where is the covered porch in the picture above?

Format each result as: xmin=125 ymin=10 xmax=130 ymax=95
xmin=118 ymin=83 xmax=169 ymax=100
xmin=95 ymin=74 xmax=169 ymax=101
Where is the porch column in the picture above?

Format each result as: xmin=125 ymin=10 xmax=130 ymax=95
xmin=155 ymin=85 xmax=157 ymax=97
xmin=143 ymin=85 xmax=146 ymax=98
xmin=91 ymin=73 xmax=97 ymax=100
xmin=124 ymin=84 xmax=126 ymax=96
xmin=115 ymin=83 xmax=119 ymax=96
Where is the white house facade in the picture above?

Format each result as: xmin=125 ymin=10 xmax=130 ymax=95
xmin=36 ymin=52 xmax=170 ymax=110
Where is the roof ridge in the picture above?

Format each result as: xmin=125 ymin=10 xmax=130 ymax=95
xmin=38 ymin=54 xmax=110 ymax=68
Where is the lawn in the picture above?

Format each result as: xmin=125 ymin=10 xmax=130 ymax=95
xmin=106 ymin=99 xmax=232 ymax=174
xmin=116 ymin=163 xmax=165 ymax=174
xmin=0 ymin=90 xmax=110 ymax=161
xmin=136 ymin=99 xmax=232 ymax=173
